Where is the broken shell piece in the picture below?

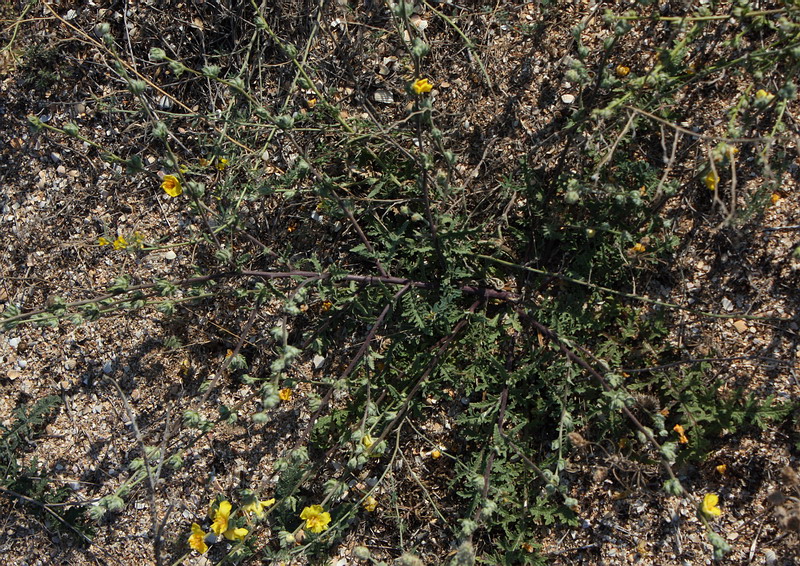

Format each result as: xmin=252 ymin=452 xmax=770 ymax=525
xmin=373 ymin=89 xmax=394 ymax=104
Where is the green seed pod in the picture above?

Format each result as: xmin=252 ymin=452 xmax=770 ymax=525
xmin=149 ymin=47 xmax=167 ymax=61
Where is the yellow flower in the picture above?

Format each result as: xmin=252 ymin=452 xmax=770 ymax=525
xmin=321 ymin=300 xmax=332 ymax=312
xmin=430 ymin=448 xmax=442 ymax=459
xmin=188 ymin=523 xmax=208 ymax=554
xmin=161 ymin=174 xmax=182 ymax=197
xmin=112 ymin=236 xmax=128 ymax=250
xmin=224 ymin=526 xmax=248 ymax=541
xmin=211 ymin=500 xmax=232 ymax=536
xmin=243 ymin=496 xmax=275 ymax=518
xmin=630 ymin=242 xmax=646 ymax=254
xmin=216 ymin=158 xmax=229 ymax=171
xmin=615 ymin=65 xmax=630 ymax=77
xmin=716 ymin=464 xmax=727 ymax=475
xmin=755 ymin=89 xmax=774 ymax=101
xmin=98 ymin=236 xmax=111 ymax=246
xmin=278 ymin=388 xmax=293 ymax=401
xmin=362 ymin=495 xmax=378 ymax=512
xmin=361 ymin=434 xmax=374 ymax=450
xmin=300 ymin=504 xmax=331 ymax=533
xmin=412 ymin=78 xmax=433 ymax=95
xmin=673 ymin=424 xmax=688 ymax=444
xmin=771 ymin=193 xmax=782 ymax=204
xmin=705 ymin=170 xmax=719 ymax=191
xmin=701 ymin=493 xmax=722 ymax=518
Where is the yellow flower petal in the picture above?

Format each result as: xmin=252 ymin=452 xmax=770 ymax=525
xmin=98 ymin=236 xmax=111 ymax=246
xmin=615 ymin=65 xmax=630 ymax=77
xmin=278 ymin=388 xmax=293 ymax=401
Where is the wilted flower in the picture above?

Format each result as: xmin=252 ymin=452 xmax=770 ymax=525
xmin=188 ymin=523 xmax=208 ymax=554
xmin=412 ymin=78 xmax=433 ymax=94
xmin=705 ymin=170 xmax=719 ymax=191
xmin=300 ymin=504 xmax=331 ymax=533
xmin=673 ymin=424 xmax=688 ymax=444
xmin=161 ymin=174 xmax=182 ymax=197
xmin=362 ymin=495 xmax=378 ymax=512
xmin=701 ymin=493 xmax=722 ymax=518
xmin=755 ymin=89 xmax=774 ymax=102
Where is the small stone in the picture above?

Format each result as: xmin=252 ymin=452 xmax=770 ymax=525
xmin=8 ymin=337 xmax=20 ymax=349
xmin=16 ymin=359 xmax=27 ymax=369
xmin=733 ymin=320 xmax=748 ymax=334
xmin=56 ymin=165 xmax=67 ymax=175
xmin=164 ymin=250 xmax=177 ymax=260
xmin=313 ymin=354 xmax=326 ymax=369
xmin=561 ymin=94 xmax=576 ymax=104
xmin=102 ymin=361 xmax=114 ymax=374
xmin=64 ymin=358 xmax=77 ymax=370
xmin=721 ymin=297 xmax=733 ymax=312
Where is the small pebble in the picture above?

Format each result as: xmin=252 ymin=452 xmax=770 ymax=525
xmin=733 ymin=320 xmax=748 ymax=334
xmin=16 ymin=359 xmax=27 ymax=369
xmin=102 ymin=360 xmax=113 ymax=374
xmin=8 ymin=337 xmax=20 ymax=349
xmin=561 ymin=94 xmax=576 ymax=104
xmin=164 ymin=250 xmax=177 ymax=260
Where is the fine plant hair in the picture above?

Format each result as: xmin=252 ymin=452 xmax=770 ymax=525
xmin=2 ymin=0 xmax=800 ymax=564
